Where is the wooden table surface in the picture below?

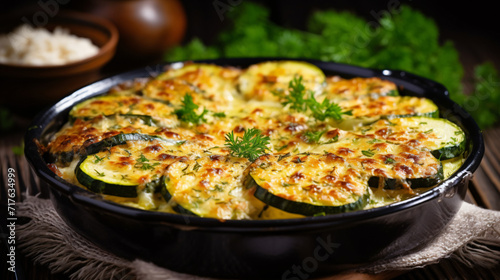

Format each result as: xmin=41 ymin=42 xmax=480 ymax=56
xmin=1 ymin=28 xmax=500 ymax=280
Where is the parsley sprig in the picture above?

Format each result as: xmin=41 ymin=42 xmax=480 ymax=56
xmin=282 ymin=76 xmax=309 ymax=112
xmin=278 ymin=76 xmax=352 ymax=121
xmin=225 ymin=128 xmax=270 ymax=161
xmin=174 ymin=94 xmax=208 ymax=124
xmin=307 ymin=92 xmax=352 ymax=121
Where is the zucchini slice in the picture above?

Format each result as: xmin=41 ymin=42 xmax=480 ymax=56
xmin=45 ymin=115 xmax=189 ymax=165
xmin=359 ymin=117 xmax=466 ymax=160
xmin=249 ymin=153 xmax=370 ymax=216
xmin=442 ymin=156 xmax=465 ymax=179
xmin=331 ymin=96 xmax=439 ymax=130
xmin=323 ymin=76 xmax=398 ymax=100
xmin=75 ymin=133 xmax=182 ymax=197
xmin=70 ymin=95 xmax=174 ymax=119
xmin=366 ymin=163 xmax=443 ymax=189
xmin=143 ymin=63 xmax=240 ymax=110
xmin=161 ymin=155 xmax=264 ymax=220
xmin=308 ymin=130 xmax=443 ymax=189
xmin=386 ymin=96 xmax=439 ymax=119
xmin=156 ymin=63 xmax=240 ymax=81
xmin=339 ymin=95 xmax=439 ymax=119
xmin=82 ymin=133 xmax=180 ymax=155
xmin=238 ymin=60 xmax=326 ymax=101
xmin=69 ymin=95 xmax=177 ymax=127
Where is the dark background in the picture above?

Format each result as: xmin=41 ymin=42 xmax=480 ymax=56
xmin=2 ymin=0 xmax=499 ymax=44
xmin=2 ymin=0 xmax=499 ymax=74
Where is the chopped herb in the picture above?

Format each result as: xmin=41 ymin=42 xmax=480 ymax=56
xmin=304 ymin=130 xmax=325 ymax=144
xmin=362 ymin=149 xmax=375 ymax=157
xmin=136 ymin=162 xmax=161 ymax=171
xmin=385 ymin=157 xmax=396 ymax=164
xmin=176 ymin=140 xmax=187 ymax=146
xmin=213 ymin=185 xmax=224 ymax=192
xmin=367 ymin=138 xmax=382 ymax=144
xmin=423 ymin=129 xmax=433 ymax=134
xmin=94 ymin=169 xmax=105 ymax=177
xmin=278 ymin=153 xmax=291 ymax=162
xmin=135 ymin=154 xmax=161 ymax=170
xmin=292 ymin=157 xmax=304 ymax=163
xmin=276 ymin=144 xmax=288 ymax=151
xmin=94 ymin=155 xmax=104 ymax=163
xmin=193 ymin=161 xmax=202 ymax=172
xmin=137 ymin=154 xmax=149 ymax=163
xmin=323 ymin=134 xmax=339 ymax=144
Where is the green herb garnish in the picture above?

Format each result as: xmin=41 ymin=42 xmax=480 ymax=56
xmin=136 ymin=154 xmax=149 ymax=163
xmin=94 ymin=155 xmax=105 ymax=164
xmin=384 ymin=157 xmax=396 ymax=164
xmin=174 ymin=94 xmax=208 ymax=124
xmin=281 ymin=76 xmax=309 ymax=112
xmin=362 ymin=149 xmax=375 ymax=157
xmin=225 ymin=128 xmax=270 ymax=161
xmin=278 ymin=76 xmax=351 ymax=121
xmin=306 ymin=92 xmax=352 ymax=121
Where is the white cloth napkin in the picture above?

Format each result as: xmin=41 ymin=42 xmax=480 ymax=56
xmin=16 ymin=195 xmax=500 ymax=280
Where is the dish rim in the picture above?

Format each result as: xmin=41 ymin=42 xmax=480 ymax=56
xmin=24 ymin=57 xmax=484 ymax=231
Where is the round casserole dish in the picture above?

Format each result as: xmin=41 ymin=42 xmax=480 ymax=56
xmin=24 ymin=58 xmax=484 ymax=279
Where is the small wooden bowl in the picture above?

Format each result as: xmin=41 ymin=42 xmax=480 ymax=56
xmin=0 ymin=10 xmax=118 ymax=114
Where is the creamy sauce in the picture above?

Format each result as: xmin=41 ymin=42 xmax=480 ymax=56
xmin=44 ymin=61 xmax=464 ymax=220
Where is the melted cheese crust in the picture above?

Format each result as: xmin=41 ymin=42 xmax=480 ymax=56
xmin=250 ymin=154 xmax=367 ymax=206
xmin=44 ymin=61 xmax=460 ymax=220
xmin=164 ymin=155 xmax=264 ymax=219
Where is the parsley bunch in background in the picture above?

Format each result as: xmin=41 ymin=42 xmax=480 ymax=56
xmin=165 ymin=2 xmax=500 ymax=129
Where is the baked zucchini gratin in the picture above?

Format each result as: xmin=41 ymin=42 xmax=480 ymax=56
xmin=41 ymin=61 xmax=467 ymax=220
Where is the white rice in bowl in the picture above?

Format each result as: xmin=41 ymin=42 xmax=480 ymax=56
xmin=0 ymin=24 xmax=99 ymax=66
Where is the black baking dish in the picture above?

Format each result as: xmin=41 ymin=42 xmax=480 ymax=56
xmin=24 ymin=58 xmax=484 ymax=279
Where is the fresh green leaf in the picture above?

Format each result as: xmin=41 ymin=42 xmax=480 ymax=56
xmin=225 ymin=128 xmax=270 ymax=161
xmin=174 ymin=94 xmax=208 ymax=124
xmin=163 ymin=2 xmax=500 ymax=128
xmin=279 ymin=76 xmax=351 ymax=121
xmin=281 ymin=76 xmax=309 ymax=112
xmin=306 ymin=92 xmax=352 ymax=121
